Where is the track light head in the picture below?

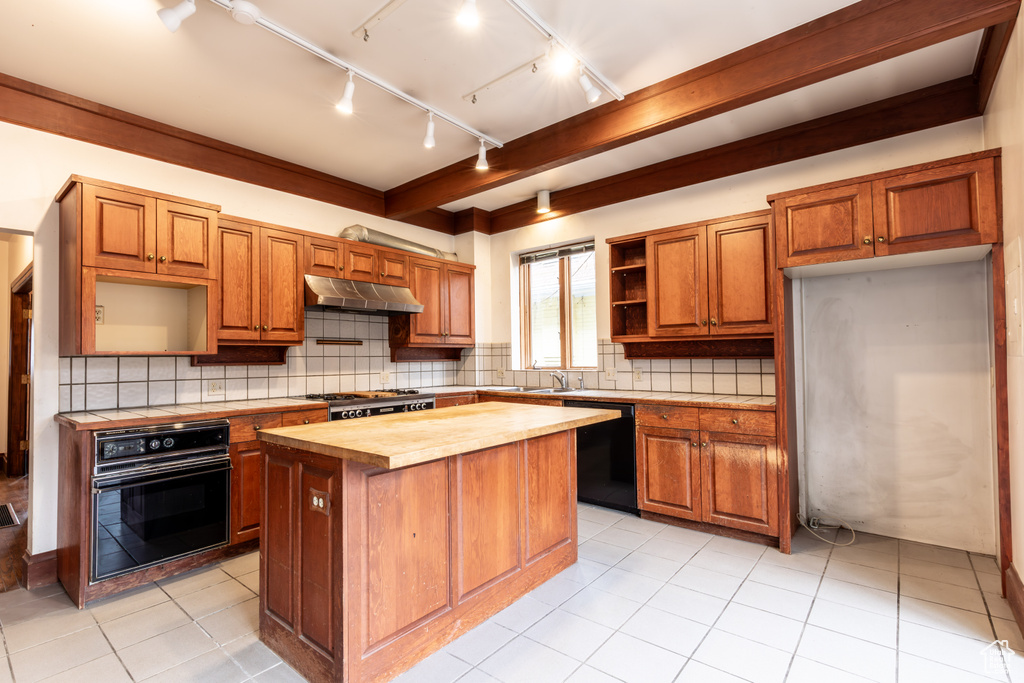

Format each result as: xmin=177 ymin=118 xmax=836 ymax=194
xmin=475 ymin=139 xmax=488 ymax=170
xmin=457 ymin=0 xmax=479 ymax=27
xmin=157 ymin=0 xmax=196 ymax=33
xmin=578 ymin=71 xmax=601 ymax=104
xmin=336 ymin=73 xmax=355 ymax=115
xmin=423 ymin=113 xmax=436 ymax=149
xmin=548 ymin=42 xmax=577 ymax=76
xmin=230 ymin=0 xmax=261 ymax=25
xmin=537 ymin=190 xmax=551 ymax=214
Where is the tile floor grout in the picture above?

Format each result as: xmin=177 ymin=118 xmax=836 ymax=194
xmin=0 ymin=505 xmax=1020 ymax=682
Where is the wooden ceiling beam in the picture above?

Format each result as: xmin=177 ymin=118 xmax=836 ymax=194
xmin=384 ymin=0 xmax=1020 ymax=220
xmin=974 ymin=15 xmax=1020 ymax=111
xmin=486 ymin=77 xmax=983 ymax=233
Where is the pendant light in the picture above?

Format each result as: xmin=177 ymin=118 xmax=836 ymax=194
xmin=423 ymin=113 xmax=436 ymax=149
xmin=475 ymin=139 xmax=488 ymax=170
xmin=336 ymin=72 xmax=355 ymax=115
xmin=457 ymin=0 xmax=479 ymax=27
xmin=157 ymin=0 xmax=196 ymax=32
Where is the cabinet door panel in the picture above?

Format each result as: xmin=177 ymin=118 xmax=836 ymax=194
xmin=774 ymin=183 xmax=873 ymax=268
xmin=523 ymin=432 xmax=574 ymax=563
xmin=230 ymin=442 xmax=261 ymax=544
xmin=701 ymin=432 xmax=778 ymax=535
xmin=708 ymin=217 xmax=772 ymax=335
xmin=261 ymin=228 xmax=304 ymax=343
xmin=82 ymin=185 xmax=156 ymax=273
xmin=379 ymin=250 xmax=410 ymax=287
xmin=216 ymin=221 xmax=260 ymax=341
xmin=304 ymin=236 xmax=345 ymax=277
xmin=408 ymin=258 xmax=445 ymax=343
xmin=344 ymin=243 xmax=377 ymax=283
xmin=637 ymin=427 xmax=701 ymax=520
xmin=648 ymin=228 xmax=707 ymax=337
xmin=873 ymin=157 xmax=999 ymax=256
xmin=157 ymin=200 xmax=215 ymax=278
xmin=446 ymin=264 xmax=475 ymax=345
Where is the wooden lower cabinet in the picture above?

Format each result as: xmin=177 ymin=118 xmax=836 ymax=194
xmin=637 ymin=406 xmax=778 ymax=537
xmin=435 ymin=393 xmax=478 ymax=408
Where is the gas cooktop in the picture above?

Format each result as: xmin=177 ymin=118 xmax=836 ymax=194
xmin=301 ymin=390 xmax=435 ymax=420
xmin=304 ymin=390 xmax=425 ymax=403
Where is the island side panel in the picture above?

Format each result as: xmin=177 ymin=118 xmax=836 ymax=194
xmin=524 ymin=431 xmax=577 ymax=564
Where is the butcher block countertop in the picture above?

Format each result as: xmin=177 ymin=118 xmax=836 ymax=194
xmin=257 ymin=401 xmax=619 ymax=470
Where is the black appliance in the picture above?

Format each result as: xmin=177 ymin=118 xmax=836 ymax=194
xmin=563 ymin=400 xmax=638 ymax=515
xmin=304 ymin=390 xmax=435 ymax=421
xmin=91 ymin=419 xmax=231 ymax=582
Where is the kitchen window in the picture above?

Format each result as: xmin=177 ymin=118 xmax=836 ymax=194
xmin=520 ymin=242 xmax=597 ymax=369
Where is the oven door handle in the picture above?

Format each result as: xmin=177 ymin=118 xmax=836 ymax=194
xmin=92 ymin=458 xmax=232 ymax=494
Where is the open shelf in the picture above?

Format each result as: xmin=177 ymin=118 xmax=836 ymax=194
xmin=609 ymin=237 xmax=649 ymax=338
xmin=611 ymin=299 xmax=647 ymax=306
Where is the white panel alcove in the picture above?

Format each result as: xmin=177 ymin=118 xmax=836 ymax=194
xmin=799 ymin=259 xmax=996 ymax=553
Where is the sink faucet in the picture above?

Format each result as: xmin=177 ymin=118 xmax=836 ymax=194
xmin=550 ymin=370 xmax=568 ymax=389
xmin=578 ymin=374 xmax=585 ymax=390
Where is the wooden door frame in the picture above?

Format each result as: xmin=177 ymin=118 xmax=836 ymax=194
xmin=7 ymin=262 xmax=32 ymax=477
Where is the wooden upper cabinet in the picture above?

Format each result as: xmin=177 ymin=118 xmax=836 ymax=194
xmin=217 ymin=220 xmax=261 ymax=342
xmin=304 ymin=235 xmax=345 ymax=278
xmin=260 ymin=228 xmax=304 ymax=343
xmin=647 ymin=227 xmax=707 ymax=337
xmin=772 ymin=151 xmax=1000 ymax=268
xmin=344 ymin=242 xmax=377 ymax=283
xmin=707 ymin=215 xmax=773 ymax=335
xmin=81 ymin=184 xmax=215 ymax=278
xmin=445 ymin=263 xmax=475 ymax=345
xmin=379 ymin=250 xmax=410 ymax=288
xmin=390 ymin=256 xmax=476 ymax=355
xmin=408 ymin=258 xmax=445 ymax=344
xmin=873 ymin=156 xmax=999 ymax=256
xmin=773 ymin=183 xmax=873 ymax=268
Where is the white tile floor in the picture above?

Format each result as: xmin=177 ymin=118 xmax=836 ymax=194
xmin=0 ymin=504 xmax=1021 ymax=682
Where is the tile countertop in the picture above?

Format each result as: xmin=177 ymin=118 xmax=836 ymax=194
xmin=53 ymin=397 xmax=328 ymax=430
xmin=427 ymin=386 xmax=777 ymax=411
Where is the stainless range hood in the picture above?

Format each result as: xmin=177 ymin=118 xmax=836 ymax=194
xmin=303 ymin=274 xmax=424 ymax=316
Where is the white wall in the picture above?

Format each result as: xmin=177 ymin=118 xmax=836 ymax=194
xmin=0 ymin=121 xmax=455 ymax=556
xmin=984 ymin=20 xmax=1024 ymax=566
xmin=798 ymin=261 xmax=996 ymax=553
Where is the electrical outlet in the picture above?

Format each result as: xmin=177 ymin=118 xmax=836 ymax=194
xmin=208 ymin=380 xmax=224 ymax=395
xmin=379 ymin=371 xmax=391 ymax=383
xmin=605 ymin=369 xmax=617 ymax=380
xmin=495 ymin=368 xmax=505 ymax=379
xmin=94 ymin=305 xmax=104 ymax=324
xmin=633 ymin=369 xmax=643 ymax=381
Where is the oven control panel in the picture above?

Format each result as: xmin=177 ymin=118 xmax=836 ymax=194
xmin=94 ymin=419 xmax=229 ymax=467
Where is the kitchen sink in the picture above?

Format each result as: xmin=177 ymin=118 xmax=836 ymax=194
xmin=526 ymin=387 xmax=579 ymax=394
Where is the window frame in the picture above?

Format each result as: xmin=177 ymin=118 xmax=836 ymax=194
xmin=519 ymin=242 xmax=597 ymax=370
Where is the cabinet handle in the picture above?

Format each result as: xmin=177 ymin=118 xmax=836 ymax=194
xmin=159 ymin=255 xmax=167 ymax=263
xmin=877 ymin=236 xmax=886 ymax=243
xmin=661 ymin=414 xmax=668 ymax=420
xmin=339 ymin=266 xmax=344 ymax=271
xmin=253 ymin=325 xmax=259 ymax=331
xmin=380 ymin=272 xmax=385 ymax=277
xmin=262 ymin=325 xmax=268 ymax=331
xmin=701 ymin=442 xmax=708 ymax=447
xmin=692 ymin=442 xmax=698 ymax=447
xmin=147 ymin=253 xmax=155 ymax=261
xmin=254 ymin=425 xmax=261 ymax=431
xmin=710 ymin=318 xmax=717 ymax=326
xmin=732 ymin=418 xmax=738 ymax=424
xmin=304 ymin=419 xmax=310 ymax=424
xmin=701 ymin=320 xmax=708 ymax=326
xmin=863 ymin=237 xmax=871 ymax=245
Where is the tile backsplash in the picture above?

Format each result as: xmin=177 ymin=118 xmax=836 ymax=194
xmin=58 ymin=310 xmax=775 ymax=412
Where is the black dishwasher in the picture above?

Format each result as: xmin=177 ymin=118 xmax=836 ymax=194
xmin=563 ymin=400 xmax=637 ymax=515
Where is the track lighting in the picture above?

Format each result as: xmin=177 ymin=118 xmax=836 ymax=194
xmin=475 ymin=139 xmax=488 ymax=170
xmin=548 ymin=42 xmax=577 ymax=76
xmin=578 ymin=70 xmax=601 ymax=104
xmin=457 ymin=0 xmax=479 ymax=27
xmin=336 ymin=72 xmax=355 ymax=115
xmin=157 ymin=0 xmax=196 ymax=33
xmin=537 ymin=190 xmax=550 ymax=214
xmin=423 ymin=113 xmax=436 ymax=149
xmin=229 ymin=0 xmax=261 ymax=25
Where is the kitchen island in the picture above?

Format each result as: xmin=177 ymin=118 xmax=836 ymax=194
xmin=255 ymin=401 xmax=618 ymax=683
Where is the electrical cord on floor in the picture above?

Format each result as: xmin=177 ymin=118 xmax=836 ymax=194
xmin=799 ymin=514 xmax=857 ymax=547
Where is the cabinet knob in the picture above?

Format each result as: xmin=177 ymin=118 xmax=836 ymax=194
xmin=692 ymin=442 xmax=698 ymax=447
xmin=254 ymin=325 xmax=259 ymax=331
xmin=877 ymin=236 xmax=886 ymax=243
xmin=710 ymin=318 xmax=718 ymax=326
xmin=159 ymin=255 xmax=167 ymax=263
xmin=304 ymin=419 xmax=310 ymax=424
xmin=701 ymin=320 xmax=708 ymax=327
xmin=732 ymin=418 xmax=738 ymax=424
xmin=254 ymin=425 xmax=261 ymax=431
xmin=863 ymin=237 xmax=872 ymax=245
xmin=380 ymin=272 xmax=385 ymax=277
xmin=701 ymin=442 xmax=708 ymax=447
xmin=339 ymin=266 xmax=344 ymax=271
xmin=661 ymin=414 xmax=668 ymax=420
xmin=262 ymin=325 xmax=268 ymax=331
xmin=147 ymin=253 xmax=155 ymax=261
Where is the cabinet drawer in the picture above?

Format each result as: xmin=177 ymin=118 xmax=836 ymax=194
xmin=281 ymin=408 xmax=327 ymax=427
xmin=700 ymin=408 xmax=775 ymax=436
xmin=229 ymin=412 xmax=282 ymax=443
xmin=636 ymin=404 xmax=699 ymax=430
xmin=435 ymin=394 xmax=478 ymax=408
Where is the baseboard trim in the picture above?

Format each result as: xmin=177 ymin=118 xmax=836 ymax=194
xmin=22 ymin=550 xmax=57 ymax=590
xmin=1005 ymin=563 xmax=1024 ymax=635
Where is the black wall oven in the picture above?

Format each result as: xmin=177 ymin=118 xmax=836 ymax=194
xmin=91 ymin=420 xmax=231 ymax=582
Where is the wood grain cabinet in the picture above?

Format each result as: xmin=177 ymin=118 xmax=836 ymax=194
xmin=389 ymin=257 xmax=475 ymax=360
xmin=435 ymin=393 xmax=478 ymax=408
xmin=636 ymin=404 xmax=778 ymax=537
xmin=217 ymin=217 xmax=304 ymax=345
xmin=772 ymin=151 xmax=1000 ymax=268
xmin=304 ymin=236 xmax=410 ymax=288
xmin=647 ymin=212 xmax=773 ymax=338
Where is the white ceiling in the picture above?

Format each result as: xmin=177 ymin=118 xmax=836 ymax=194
xmin=0 ymin=0 xmax=983 ymax=215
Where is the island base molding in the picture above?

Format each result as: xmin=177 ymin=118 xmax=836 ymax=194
xmin=640 ymin=510 xmax=779 ymax=548
xmin=260 ymin=430 xmax=580 ymax=683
